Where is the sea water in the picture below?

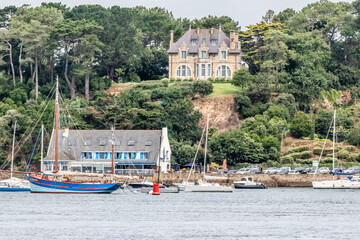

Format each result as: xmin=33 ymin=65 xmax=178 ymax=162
xmin=1 ymin=188 xmax=360 ymax=239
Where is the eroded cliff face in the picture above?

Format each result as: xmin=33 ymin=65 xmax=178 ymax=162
xmin=193 ymin=95 xmax=241 ymax=132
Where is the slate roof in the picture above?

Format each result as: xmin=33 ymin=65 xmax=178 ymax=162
xmin=45 ymin=129 xmax=162 ymax=163
xmin=167 ymin=28 xmax=240 ymax=54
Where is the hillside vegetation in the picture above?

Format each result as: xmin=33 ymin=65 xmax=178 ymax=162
xmin=1 ymin=1 xmax=360 ymax=170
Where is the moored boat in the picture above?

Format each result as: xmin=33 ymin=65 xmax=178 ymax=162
xmin=29 ymin=173 xmax=121 ymax=193
xmin=233 ymin=177 xmax=267 ymax=189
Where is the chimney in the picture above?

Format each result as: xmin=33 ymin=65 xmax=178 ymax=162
xmin=170 ymin=30 xmax=174 ymax=45
xmin=229 ymin=30 xmax=238 ymax=50
xmin=210 ymin=28 xmax=214 ymax=34
xmin=196 ymin=28 xmax=200 ymax=34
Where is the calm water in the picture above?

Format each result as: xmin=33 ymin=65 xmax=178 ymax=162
xmin=1 ymin=188 xmax=360 ymax=239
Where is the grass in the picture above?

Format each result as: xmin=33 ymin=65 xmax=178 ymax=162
xmin=208 ymin=83 xmax=242 ymax=98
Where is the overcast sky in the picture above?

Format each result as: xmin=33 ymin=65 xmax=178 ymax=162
xmin=1 ymin=0 xmax=355 ymax=29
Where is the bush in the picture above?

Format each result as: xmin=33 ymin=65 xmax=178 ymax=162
xmin=280 ymin=155 xmax=293 ymax=164
xmin=288 ymin=152 xmax=302 ymax=161
xmin=192 ymin=80 xmax=213 ymax=97
xmin=290 ymin=111 xmax=312 ymax=138
xmin=339 ymin=150 xmax=350 ymax=160
xmin=344 ymin=146 xmax=356 ymax=152
xmin=287 ymin=146 xmax=310 ymax=154
xmin=133 ymin=80 xmax=168 ymax=90
xmin=300 ymin=151 xmax=312 ymax=159
xmin=298 ymin=159 xmax=313 ymax=164
xmin=313 ymin=147 xmax=338 ymax=155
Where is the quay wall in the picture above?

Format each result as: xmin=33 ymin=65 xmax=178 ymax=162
xmin=147 ymin=173 xmax=348 ymax=187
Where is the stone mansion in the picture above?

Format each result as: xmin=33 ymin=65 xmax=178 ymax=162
xmin=167 ymin=28 xmax=242 ymax=80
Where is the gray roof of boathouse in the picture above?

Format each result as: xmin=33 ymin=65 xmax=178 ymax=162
xmin=45 ymin=129 xmax=162 ymax=163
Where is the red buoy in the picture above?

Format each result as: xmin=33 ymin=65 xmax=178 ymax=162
xmin=152 ymin=183 xmax=160 ymax=195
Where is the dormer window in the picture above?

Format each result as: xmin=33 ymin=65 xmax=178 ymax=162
xmin=221 ymin=51 xmax=227 ymax=59
xmin=211 ymin=39 xmax=217 ymax=46
xmin=114 ymin=140 xmax=120 ymax=146
xmin=84 ymin=140 xmax=91 ymax=146
xmin=191 ymin=39 xmax=197 ymax=45
xmin=181 ymin=50 xmax=186 ymax=59
xmin=145 ymin=141 xmax=152 ymax=146
xmin=99 ymin=140 xmax=106 ymax=146
xmin=68 ymin=140 xmax=75 ymax=146
xmin=202 ymin=38 xmax=206 ymax=43
xmin=128 ymin=141 xmax=135 ymax=146
xmin=201 ymin=51 xmax=207 ymax=59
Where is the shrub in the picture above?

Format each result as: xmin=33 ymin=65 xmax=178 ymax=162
xmin=133 ymin=80 xmax=168 ymax=90
xmin=300 ymin=151 xmax=313 ymax=159
xmin=344 ymin=146 xmax=356 ymax=152
xmin=287 ymin=146 xmax=310 ymax=154
xmin=290 ymin=111 xmax=312 ymax=138
xmin=339 ymin=150 xmax=350 ymax=160
xmin=288 ymin=152 xmax=302 ymax=161
xmin=297 ymin=159 xmax=313 ymax=164
xmin=280 ymin=155 xmax=293 ymax=164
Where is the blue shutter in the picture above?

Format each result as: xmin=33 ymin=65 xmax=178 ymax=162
xmin=89 ymin=152 xmax=92 ymax=159
xmin=80 ymin=152 xmax=84 ymax=159
xmin=96 ymin=152 xmax=99 ymax=159
xmin=140 ymin=152 xmax=144 ymax=160
xmin=105 ymin=153 xmax=108 ymax=159
xmin=133 ymin=153 xmax=137 ymax=159
xmin=124 ymin=153 xmax=127 ymax=159
xmin=109 ymin=153 xmax=112 ymax=160
xmin=119 ymin=152 xmax=122 ymax=159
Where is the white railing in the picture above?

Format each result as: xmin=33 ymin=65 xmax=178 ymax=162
xmin=115 ymin=169 xmax=154 ymax=176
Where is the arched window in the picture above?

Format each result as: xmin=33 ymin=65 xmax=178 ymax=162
xmin=176 ymin=65 xmax=191 ymax=78
xmin=216 ymin=65 xmax=231 ymax=78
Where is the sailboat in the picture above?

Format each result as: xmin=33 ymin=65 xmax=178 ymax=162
xmin=185 ymin=114 xmax=233 ymax=193
xmin=0 ymin=120 xmax=30 ymax=191
xmin=29 ymin=77 xmax=121 ymax=193
xmin=312 ymin=109 xmax=360 ymax=189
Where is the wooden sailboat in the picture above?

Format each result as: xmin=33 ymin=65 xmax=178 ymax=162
xmin=185 ymin=114 xmax=233 ymax=192
xmin=0 ymin=120 xmax=30 ymax=191
xmin=29 ymin=77 xmax=121 ymax=193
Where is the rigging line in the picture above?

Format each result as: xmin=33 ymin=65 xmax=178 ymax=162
xmin=187 ymin=124 xmax=207 ymax=182
xmin=312 ymin=116 xmax=334 ymax=180
xmin=13 ymin=83 xmax=56 ymax=153
xmin=23 ymin=127 xmax=42 ymax=179
xmin=1 ymin=92 xmax=56 ymax=170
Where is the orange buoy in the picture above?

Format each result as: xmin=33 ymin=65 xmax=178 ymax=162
xmin=152 ymin=183 xmax=160 ymax=195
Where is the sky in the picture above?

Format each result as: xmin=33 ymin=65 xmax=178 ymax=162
xmin=0 ymin=0 xmax=355 ymax=29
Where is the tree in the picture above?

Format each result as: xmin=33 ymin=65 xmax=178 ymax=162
xmin=290 ymin=111 xmax=312 ymax=138
xmin=190 ymin=15 xmax=240 ymax=35
xmin=259 ymin=30 xmax=289 ymax=92
xmin=209 ymin=129 xmax=265 ymax=165
xmin=232 ymin=68 xmax=253 ymax=89
xmin=262 ymin=10 xmax=276 ymax=24
xmin=347 ymin=123 xmax=360 ymax=146
xmin=10 ymin=6 xmax=63 ymax=101
xmin=0 ymin=29 xmax=15 ymax=87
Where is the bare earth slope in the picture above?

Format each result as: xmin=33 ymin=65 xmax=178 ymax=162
xmin=193 ymin=95 xmax=241 ymax=132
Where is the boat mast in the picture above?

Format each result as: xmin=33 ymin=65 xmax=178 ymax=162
xmin=332 ymin=109 xmax=336 ymax=174
xmin=41 ymin=124 xmax=44 ymax=172
xmin=203 ymin=114 xmax=209 ymax=180
xmin=10 ymin=120 xmax=16 ymax=179
xmin=54 ymin=76 xmax=59 ymax=173
xmin=111 ymin=126 xmax=114 ymax=175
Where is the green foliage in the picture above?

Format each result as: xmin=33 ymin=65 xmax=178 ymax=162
xmin=209 ymin=129 xmax=265 ymax=165
xmin=347 ymin=123 xmax=360 ymax=146
xmin=290 ymin=111 xmax=312 ymax=138
xmin=232 ymin=68 xmax=253 ymax=89
xmin=280 ymin=155 xmax=293 ymax=164
xmin=287 ymin=146 xmax=310 ymax=154
xmin=339 ymin=150 xmax=350 ymax=160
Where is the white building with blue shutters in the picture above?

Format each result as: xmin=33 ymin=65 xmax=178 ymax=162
xmin=43 ymin=127 xmax=171 ymax=175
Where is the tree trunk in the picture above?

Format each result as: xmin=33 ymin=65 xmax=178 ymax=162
xmin=50 ymin=53 xmax=54 ymax=84
xmin=85 ymin=70 xmax=91 ymax=102
xmin=19 ymin=45 xmax=23 ymax=83
xmin=64 ymin=47 xmax=75 ymax=100
xmin=6 ymin=41 xmax=15 ymax=88
xmin=70 ymin=75 xmax=75 ymax=100
xmin=35 ymin=56 xmax=38 ymax=101
xmin=30 ymin=62 xmax=35 ymax=83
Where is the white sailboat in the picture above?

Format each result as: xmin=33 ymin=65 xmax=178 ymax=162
xmin=0 ymin=120 xmax=30 ymax=191
xmin=185 ymin=114 xmax=233 ymax=193
xmin=312 ymin=109 xmax=360 ymax=189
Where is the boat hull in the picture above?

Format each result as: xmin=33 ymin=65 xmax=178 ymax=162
xmin=0 ymin=187 xmax=30 ymax=192
xmin=29 ymin=174 xmax=121 ymax=194
xmin=185 ymin=184 xmax=233 ymax=192
xmin=312 ymin=180 xmax=360 ymax=189
xmin=141 ymin=186 xmax=179 ymax=194
xmin=234 ymin=183 xmax=267 ymax=189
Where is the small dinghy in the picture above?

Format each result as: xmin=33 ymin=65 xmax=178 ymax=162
xmin=233 ymin=177 xmax=267 ymax=189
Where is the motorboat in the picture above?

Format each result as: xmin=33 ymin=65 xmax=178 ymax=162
xmin=313 ymin=176 xmax=360 ymax=189
xmin=233 ymin=177 xmax=267 ymax=189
